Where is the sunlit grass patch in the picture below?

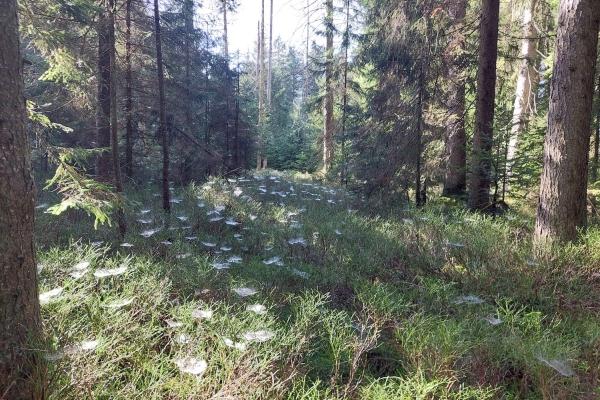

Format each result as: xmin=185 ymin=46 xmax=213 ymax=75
xmin=360 ymin=373 xmax=498 ymax=399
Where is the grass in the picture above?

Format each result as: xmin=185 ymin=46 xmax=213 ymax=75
xmin=34 ymin=170 xmax=600 ymax=399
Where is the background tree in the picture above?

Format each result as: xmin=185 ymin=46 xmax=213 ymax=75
xmin=124 ymin=0 xmax=134 ymax=178
xmin=497 ymin=0 xmax=556 ymax=195
xmin=467 ymin=0 xmax=500 ymax=210
xmin=267 ymin=0 xmax=274 ymax=105
xmin=257 ymin=0 xmax=266 ymax=169
xmin=322 ymin=0 xmax=334 ymax=174
xmin=264 ymin=40 xmax=307 ymax=170
xmin=222 ymin=0 xmax=229 ymax=60
xmin=505 ymin=0 xmax=539 ymax=176
xmin=96 ymin=4 xmax=112 ymax=181
xmin=108 ymin=0 xmax=125 ymax=234
xmin=347 ymin=0 xmax=445 ymax=204
xmin=442 ymin=0 xmax=468 ymax=197
xmin=338 ymin=0 xmax=353 ymax=185
xmin=154 ymin=0 xmax=170 ymax=212
xmin=0 ymin=0 xmax=44 ymax=397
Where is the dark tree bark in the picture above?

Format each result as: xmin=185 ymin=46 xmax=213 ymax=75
xmin=124 ymin=0 xmax=133 ymax=178
xmin=109 ymin=0 xmax=126 ymax=235
xmin=534 ymin=0 xmax=600 ymax=243
xmin=0 ymin=1 xmax=44 ymax=397
xmin=442 ymin=0 xmax=467 ymax=196
xmin=154 ymin=0 xmax=170 ymax=212
xmin=467 ymin=0 xmax=500 ymax=210
xmin=96 ymin=8 xmax=111 ymax=181
xmin=322 ymin=0 xmax=334 ymax=174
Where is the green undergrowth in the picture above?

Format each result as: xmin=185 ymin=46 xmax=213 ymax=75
xmin=35 ymin=171 xmax=600 ymax=399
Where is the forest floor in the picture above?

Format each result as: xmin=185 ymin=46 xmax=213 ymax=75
xmin=35 ymin=170 xmax=600 ymax=399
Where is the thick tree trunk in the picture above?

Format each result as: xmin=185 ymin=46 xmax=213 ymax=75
xmin=442 ymin=0 xmax=467 ymax=196
xmin=97 ymin=9 xmax=111 ymax=181
xmin=467 ymin=0 xmax=500 ymax=210
xmin=506 ymin=0 xmax=539 ymax=175
xmin=154 ymin=0 xmax=170 ymax=213
xmin=322 ymin=0 xmax=334 ymax=174
xmin=124 ymin=0 xmax=133 ymax=178
xmin=109 ymin=0 xmax=126 ymax=235
xmin=534 ymin=0 xmax=600 ymax=243
xmin=0 ymin=1 xmax=44 ymax=397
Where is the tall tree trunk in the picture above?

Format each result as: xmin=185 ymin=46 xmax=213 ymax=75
xmin=467 ymin=0 xmax=500 ymax=210
xmin=222 ymin=1 xmax=230 ymax=166
xmin=506 ymin=0 xmax=539 ymax=175
xmin=235 ymin=70 xmax=241 ymax=169
xmin=302 ymin=0 xmax=310 ymax=146
xmin=267 ymin=0 xmax=273 ymax=105
xmin=257 ymin=21 xmax=260 ymax=77
xmin=0 ymin=1 xmax=44 ymax=397
xmin=205 ymin=22 xmax=211 ymax=146
xmin=184 ymin=0 xmax=194 ymax=78
xmin=124 ymin=0 xmax=133 ymax=178
xmin=97 ymin=8 xmax=111 ymax=181
xmin=340 ymin=0 xmax=350 ymax=186
xmin=322 ymin=0 xmax=334 ymax=174
xmin=109 ymin=0 xmax=126 ymax=235
xmin=222 ymin=0 xmax=229 ymax=61
xmin=415 ymin=63 xmax=425 ymax=207
xmin=183 ymin=0 xmax=194 ymax=154
xmin=154 ymin=0 xmax=170 ymax=213
xmin=257 ymin=1 xmax=265 ymax=170
xmin=442 ymin=0 xmax=467 ymax=196
xmin=534 ymin=0 xmax=600 ymax=243
xmin=225 ymin=77 xmax=230 ymax=164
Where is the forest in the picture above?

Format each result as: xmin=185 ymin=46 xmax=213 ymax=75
xmin=2 ymin=0 xmax=600 ymax=398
